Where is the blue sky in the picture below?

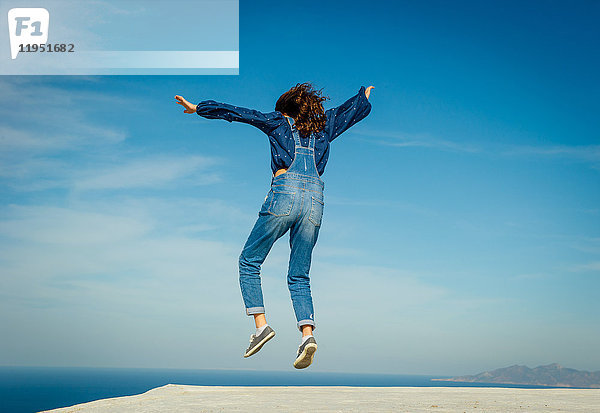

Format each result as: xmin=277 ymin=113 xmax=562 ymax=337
xmin=1 ymin=0 xmax=599 ymax=376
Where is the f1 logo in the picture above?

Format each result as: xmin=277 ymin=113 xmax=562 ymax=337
xmin=7 ymin=8 xmax=49 ymax=59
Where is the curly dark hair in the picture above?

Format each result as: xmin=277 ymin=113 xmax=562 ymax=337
xmin=275 ymin=82 xmax=329 ymax=138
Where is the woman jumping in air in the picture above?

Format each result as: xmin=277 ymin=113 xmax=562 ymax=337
xmin=175 ymin=83 xmax=373 ymax=368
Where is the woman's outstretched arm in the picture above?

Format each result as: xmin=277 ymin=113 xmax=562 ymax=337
xmin=325 ymin=85 xmax=374 ymax=142
xmin=175 ymin=95 xmax=283 ymax=135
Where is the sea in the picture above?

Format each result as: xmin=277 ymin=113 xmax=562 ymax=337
xmin=0 ymin=366 xmax=566 ymax=413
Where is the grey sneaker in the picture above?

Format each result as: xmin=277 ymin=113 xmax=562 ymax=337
xmin=243 ymin=325 xmax=275 ymax=358
xmin=293 ymin=336 xmax=317 ymax=369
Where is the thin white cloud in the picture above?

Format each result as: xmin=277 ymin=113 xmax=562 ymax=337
xmin=315 ymin=246 xmax=367 ymax=259
xmin=0 ymin=77 xmax=224 ymax=192
xmin=0 ymin=77 xmax=137 ymax=113
xmin=570 ymin=237 xmax=600 ymax=254
xmin=0 ymin=199 xmax=244 ymax=306
xmin=0 ymin=156 xmax=65 ymax=180
xmin=0 ymin=126 xmax=53 ymax=150
xmin=0 ymin=78 xmax=130 ymax=156
xmin=326 ymin=195 xmax=440 ymax=217
xmin=313 ymin=262 xmax=448 ymax=310
xmin=351 ymin=129 xmax=481 ymax=153
xmin=0 ymin=153 xmax=224 ymax=192
xmin=351 ymin=129 xmax=600 ymax=168
xmin=0 ymin=204 xmax=150 ymax=245
xmin=0 ymin=124 xmax=126 ymax=153
xmin=0 ymin=196 xmax=248 ymax=371
xmin=72 ymin=155 xmax=222 ymax=190
xmin=85 ymin=0 xmax=146 ymax=16
xmin=568 ymin=261 xmax=600 ymax=273
xmin=510 ymin=272 xmax=550 ymax=280
xmin=501 ymin=144 xmax=600 ymax=163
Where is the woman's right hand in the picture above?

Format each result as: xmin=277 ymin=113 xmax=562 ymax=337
xmin=175 ymin=95 xmax=197 ymax=114
xmin=365 ymin=86 xmax=374 ymax=100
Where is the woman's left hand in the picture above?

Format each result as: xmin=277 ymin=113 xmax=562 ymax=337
xmin=175 ymin=95 xmax=197 ymax=114
xmin=365 ymin=86 xmax=374 ymax=100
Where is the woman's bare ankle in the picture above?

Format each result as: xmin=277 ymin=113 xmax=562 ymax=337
xmin=301 ymin=325 xmax=314 ymax=337
xmin=253 ymin=313 xmax=267 ymax=328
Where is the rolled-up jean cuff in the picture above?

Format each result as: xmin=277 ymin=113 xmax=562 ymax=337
xmin=246 ymin=306 xmax=265 ymax=316
xmin=297 ymin=319 xmax=315 ymax=332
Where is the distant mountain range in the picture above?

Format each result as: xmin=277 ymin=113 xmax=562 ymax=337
xmin=432 ymin=363 xmax=600 ymax=388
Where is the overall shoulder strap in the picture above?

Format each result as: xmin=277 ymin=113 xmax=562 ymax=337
xmin=285 ymin=116 xmax=315 ymax=149
xmin=285 ymin=116 xmax=302 ymax=146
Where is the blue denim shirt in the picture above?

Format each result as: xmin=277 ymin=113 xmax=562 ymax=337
xmin=196 ymin=86 xmax=372 ymax=176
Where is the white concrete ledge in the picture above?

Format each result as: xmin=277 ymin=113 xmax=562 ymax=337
xmin=40 ymin=384 xmax=600 ymax=412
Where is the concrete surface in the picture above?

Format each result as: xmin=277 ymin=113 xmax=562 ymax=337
xmin=40 ymin=384 xmax=600 ymax=412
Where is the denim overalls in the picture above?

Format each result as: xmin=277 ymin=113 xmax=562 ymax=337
xmin=238 ymin=116 xmax=325 ymax=332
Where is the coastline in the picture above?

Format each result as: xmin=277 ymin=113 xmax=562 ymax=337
xmin=430 ymin=378 xmax=600 ymax=389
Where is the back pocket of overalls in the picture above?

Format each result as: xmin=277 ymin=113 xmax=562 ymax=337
xmin=267 ymin=190 xmax=295 ymax=216
xmin=308 ymin=196 xmax=324 ymax=226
